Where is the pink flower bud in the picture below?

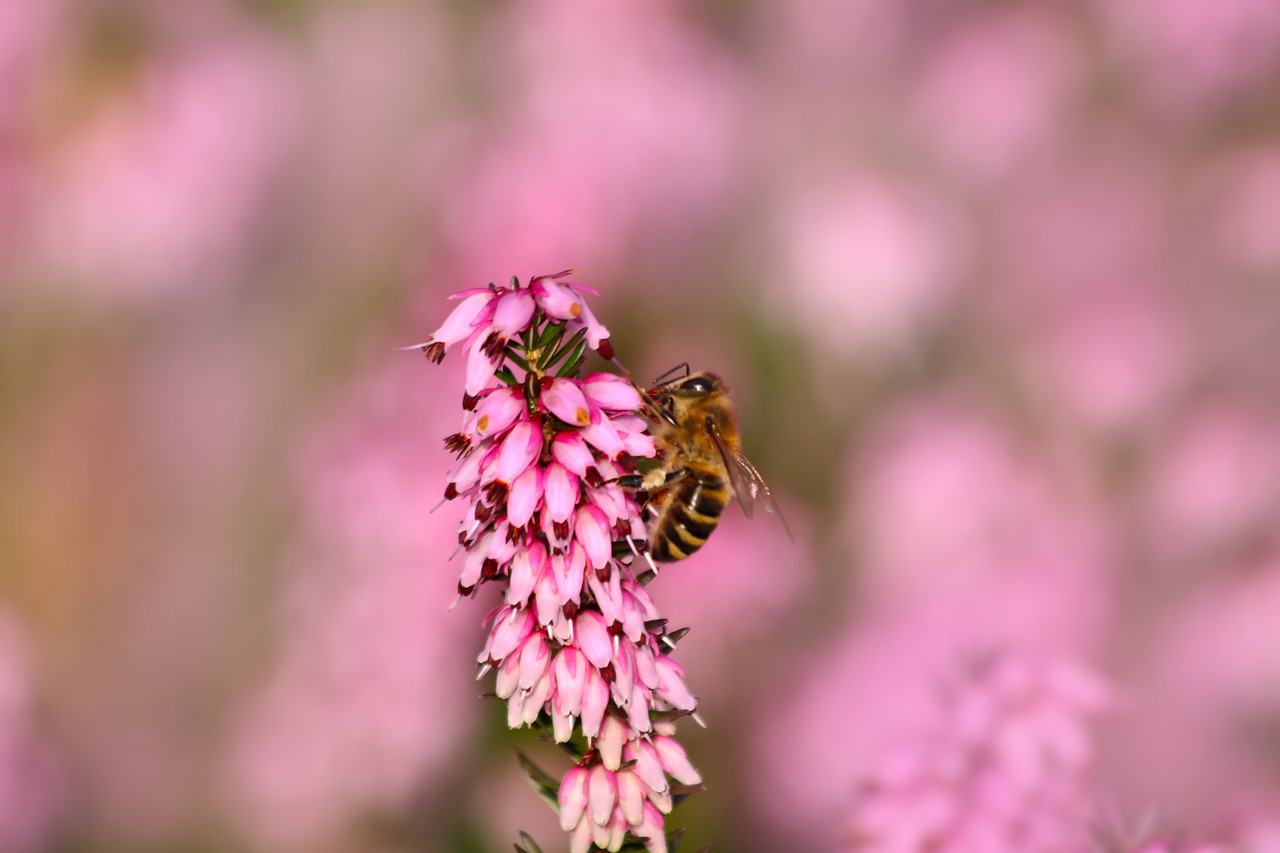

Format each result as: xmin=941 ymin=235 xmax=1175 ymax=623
xmin=581 ymin=667 xmax=609 ymax=739
xmin=580 ymin=409 xmax=625 ymax=458
xmin=551 ymin=431 xmax=596 ymax=476
xmin=485 ymin=605 xmax=534 ymax=661
xmin=575 ymin=504 xmax=612 ymax=570
xmin=464 ymin=344 xmax=501 ymax=396
xmin=544 ymin=463 xmax=579 ymax=523
xmin=654 ymin=655 xmax=697 ymax=711
xmin=627 ymin=682 xmax=651 ymax=734
xmin=494 ymin=653 xmax=521 ymax=700
xmin=507 ymin=465 xmax=544 ymax=528
xmin=553 ymin=647 xmax=587 ymax=717
xmin=507 ymin=541 xmax=546 ymax=607
xmin=617 ymin=768 xmax=646 ymax=827
xmin=598 ymin=715 xmax=627 ymax=771
xmin=624 ymin=739 xmax=667 ymax=794
xmin=588 ymin=765 xmax=617 ymax=826
xmin=492 ymin=421 xmax=540 ymax=484
xmin=518 ymin=631 xmax=550 ymax=692
xmin=575 ymin=611 xmax=612 ymax=669
xmin=558 ymin=765 xmax=590 ymax=831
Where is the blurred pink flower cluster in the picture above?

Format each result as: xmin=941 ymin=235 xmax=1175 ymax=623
xmin=0 ymin=611 xmax=63 ymax=853
xmin=423 ymin=273 xmax=702 ymax=852
xmin=846 ymin=654 xmax=1109 ymax=851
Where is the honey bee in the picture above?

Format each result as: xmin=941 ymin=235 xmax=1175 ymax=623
xmin=620 ymin=364 xmax=789 ymax=562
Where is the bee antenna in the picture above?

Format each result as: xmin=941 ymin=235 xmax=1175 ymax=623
xmin=651 ymin=362 xmax=691 ymax=386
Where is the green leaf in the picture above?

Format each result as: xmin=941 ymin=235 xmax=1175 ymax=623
xmin=505 ymin=349 xmax=531 ymax=373
xmin=513 ymin=831 xmax=546 ymax=853
xmin=555 ymin=338 xmax=589 ymax=377
xmin=536 ymin=321 xmax=567 ymax=352
xmin=495 ymin=366 xmax=519 ymax=386
xmin=515 ymin=751 xmax=561 ymax=813
xmin=542 ymin=327 xmax=588 ymax=371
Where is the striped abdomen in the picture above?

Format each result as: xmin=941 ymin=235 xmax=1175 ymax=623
xmin=649 ymin=470 xmax=730 ymax=562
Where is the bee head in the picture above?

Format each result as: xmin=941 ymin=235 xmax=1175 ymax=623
xmin=659 ymin=371 xmax=724 ymax=400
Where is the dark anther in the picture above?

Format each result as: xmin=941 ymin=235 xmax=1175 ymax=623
xmin=597 ymin=339 xmax=615 ymax=360
xmin=444 ymin=483 xmax=459 ymax=501
xmin=481 ymin=558 xmax=500 ymax=580
xmin=553 ymin=520 xmax=570 ymax=541
xmin=444 ymin=433 xmax=470 ymax=455
xmin=506 ymin=525 xmax=524 ymax=545
xmin=474 ymin=502 xmax=493 ymax=524
xmin=424 ymin=341 xmax=446 ymax=364
xmin=457 ymin=581 xmax=475 ymax=597
xmin=483 ymin=481 xmax=508 ymax=506
xmin=600 ymin=663 xmax=616 ymax=684
xmin=584 ymin=468 xmax=604 ymax=489
xmin=481 ymin=331 xmax=506 ymax=360
xmin=562 ymin=600 xmax=578 ymax=620
xmin=462 ymin=392 xmax=480 ymax=411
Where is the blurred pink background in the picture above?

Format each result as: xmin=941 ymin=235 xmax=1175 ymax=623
xmin=3 ymin=1 xmax=1280 ymax=850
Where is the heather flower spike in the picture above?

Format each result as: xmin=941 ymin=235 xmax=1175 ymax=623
xmin=419 ymin=272 xmax=701 ymax=852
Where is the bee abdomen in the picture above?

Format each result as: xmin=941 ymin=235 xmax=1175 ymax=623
xmin=650 ymin=474 xmax=729 ymax=562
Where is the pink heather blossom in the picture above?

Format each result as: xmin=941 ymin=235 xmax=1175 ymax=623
xmin=419 ymin=273 xmax=702 ymax=851
xmin=845 ymin=654 xmax=1110 ymax=852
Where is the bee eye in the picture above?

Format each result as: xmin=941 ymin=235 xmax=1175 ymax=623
xmin=680 ymin=377 xmax=713 ymax=394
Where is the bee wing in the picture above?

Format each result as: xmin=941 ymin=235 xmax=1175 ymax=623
xmin=706 ymin=421 xmax=794 ymax=540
